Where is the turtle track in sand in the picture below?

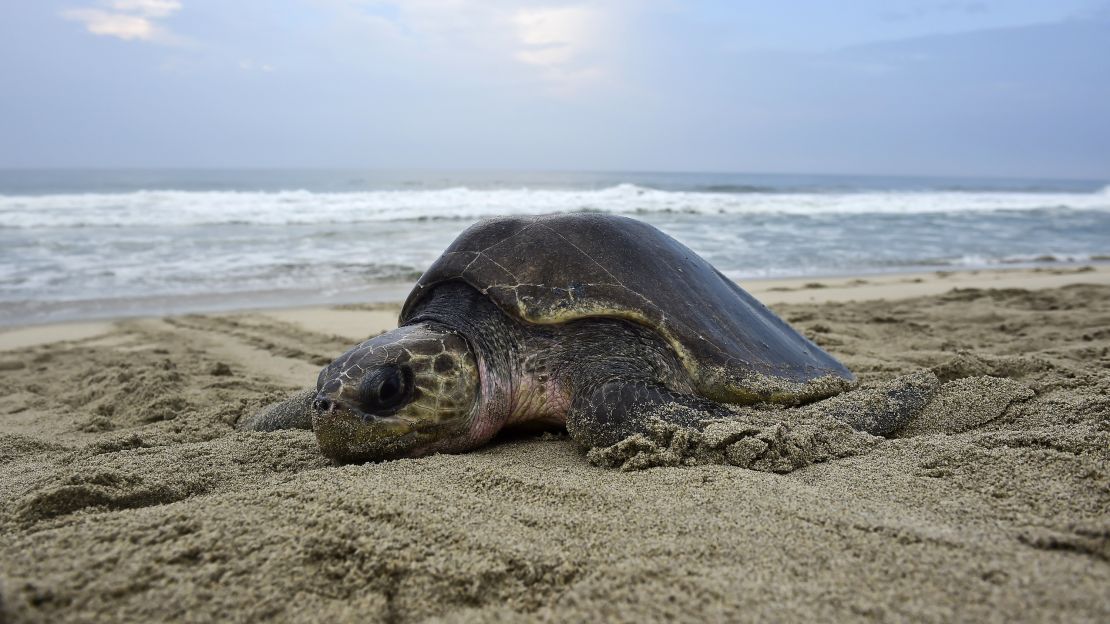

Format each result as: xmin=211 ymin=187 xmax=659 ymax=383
xmin=0 ymin=317 xmax=332 ymax=531
xmin=162 ymin=313 xmax=359 ymax=369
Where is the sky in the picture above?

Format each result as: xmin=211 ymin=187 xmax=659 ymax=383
xmin=0 ymin=0 xmax=1108 ymax=178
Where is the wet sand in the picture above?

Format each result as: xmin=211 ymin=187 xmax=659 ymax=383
xmin=1 ymin=267 xmax=1109 ymax=622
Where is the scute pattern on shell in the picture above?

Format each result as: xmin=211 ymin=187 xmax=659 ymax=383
xmin=401 ymin=214 xmax=856 ymax=405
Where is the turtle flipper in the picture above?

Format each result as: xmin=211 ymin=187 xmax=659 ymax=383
xmin=565 ymin=379 xmax=732 ymax=449
xmin=239 ymin=388 xmax=317 ymax=432
xmin=575 ymin=372 xmax=939 ymax=473
xmin=566 ymin=371 xmax=939 ymax=455
xmin=803 ymin=370 xmax=939 ymax=436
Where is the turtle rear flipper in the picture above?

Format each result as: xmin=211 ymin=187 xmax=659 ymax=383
xmin=239 ymin=388 xmax=317 ymax=432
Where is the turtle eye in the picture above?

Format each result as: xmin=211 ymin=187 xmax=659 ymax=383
xmin=358 ymin=366 xmax=412 ymax=414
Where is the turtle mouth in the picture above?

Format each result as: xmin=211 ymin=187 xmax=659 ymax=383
xmin=312 ymin=392 xmax=416 ymax=425
xmin=311 ymin=400 xmax=424 ymax=462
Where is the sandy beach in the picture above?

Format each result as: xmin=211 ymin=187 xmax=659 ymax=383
xmin=2 ymin=266 xmax=1109 ymax=622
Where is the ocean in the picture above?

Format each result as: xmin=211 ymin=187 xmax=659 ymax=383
xmin=2 ymin=169 xmax=1108 ymax=325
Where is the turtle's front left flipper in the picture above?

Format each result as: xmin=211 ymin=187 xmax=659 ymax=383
xmin=239 ymin=388 xmax=317 ymax=432
xmin=565 ymin=379 xmax=733 ymax=449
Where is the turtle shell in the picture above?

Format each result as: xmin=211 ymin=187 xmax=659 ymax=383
xmin=400 ymin=214 xmax=855 ymax=404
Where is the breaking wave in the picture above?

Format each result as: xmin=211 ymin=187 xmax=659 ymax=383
xmin=2 ymin=184 xmax=1110 ymax=229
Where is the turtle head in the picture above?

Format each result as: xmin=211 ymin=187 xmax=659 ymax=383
xmin=311 ymin=323 xmax=481 ymax=463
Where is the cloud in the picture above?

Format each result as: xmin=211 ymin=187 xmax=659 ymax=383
xmin=329 ymin=1 xmax=612 ymax=94
xmin=513 ymin=6 xmax=597 ymax=66
xmin=110 ymin=0 xmax=182 ymax=18
xmin=60 ymin=0 xmax=182 ymax=43
xmin=238 ymin=59 xmax=276 ymax=72
xmin=511 ymin=6 xmax=608 ymax=93
xmin=59 ymin=9 xmax=158 ymax=40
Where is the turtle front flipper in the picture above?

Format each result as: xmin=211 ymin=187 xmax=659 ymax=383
xmin=804 ymin=370 xmax=940 ymax=436
xmin=574 ymin=372 xmax=940 ymax=472
xmin=239 ymin=388 xmax=317 ymax=432
xmin=565 ymin=379 xmax=734 ymax=450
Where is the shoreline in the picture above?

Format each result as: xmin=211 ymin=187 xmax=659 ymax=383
xmin=4 ymin=264 xmax=1109 ymax=352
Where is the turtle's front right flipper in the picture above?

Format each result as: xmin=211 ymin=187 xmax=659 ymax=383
xmin=564 ymin=370 xmax=939 ymax=451
xmin=806 ymin=370 xmax=939 ymax=436
xmin=239 ymin=387 xmax=317 ymax=432
xmin=565 ymin=379 xmax=733 ymax=449
xmin=569 ymin=371 xmax=940 ymax=472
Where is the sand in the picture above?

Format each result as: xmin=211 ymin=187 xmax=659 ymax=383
xmin=1 ymin=267 xmax=1109 ymax=622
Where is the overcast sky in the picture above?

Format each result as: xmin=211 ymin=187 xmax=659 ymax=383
xmin=1 ymin=0 xmax=1108 ymax=178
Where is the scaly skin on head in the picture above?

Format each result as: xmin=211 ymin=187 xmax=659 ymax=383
xmin=312 ymin=323 xmax=482 ymax=462
xmin=312 ymin=282 xmax=529 ymax=463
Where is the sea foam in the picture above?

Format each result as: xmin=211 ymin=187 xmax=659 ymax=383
xmin=2 ymin=184 xmax=1109 ymax=229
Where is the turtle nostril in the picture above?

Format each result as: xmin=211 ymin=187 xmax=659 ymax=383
xmin=312 ymin=395 xmax=335 ymax=413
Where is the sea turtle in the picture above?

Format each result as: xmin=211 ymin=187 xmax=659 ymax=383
xmin=244 ymin=213 xmax=930 ymax=463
